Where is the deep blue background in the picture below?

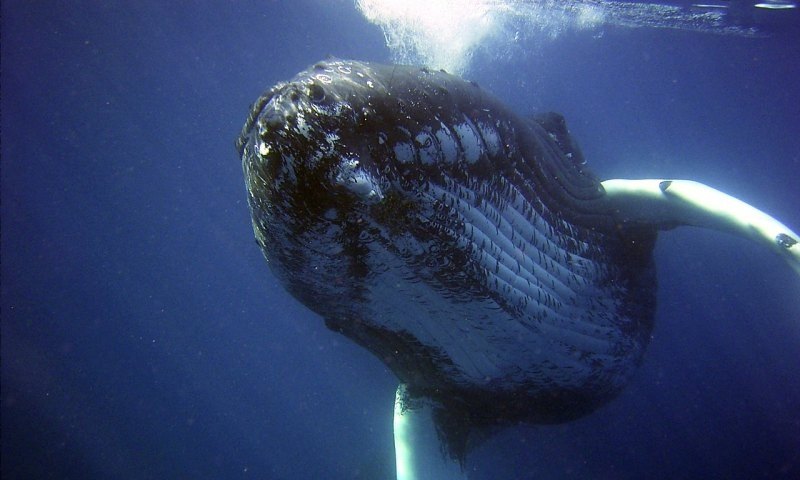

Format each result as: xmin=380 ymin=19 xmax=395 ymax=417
xmin=2 ymin=1 xmax=799 ymax=479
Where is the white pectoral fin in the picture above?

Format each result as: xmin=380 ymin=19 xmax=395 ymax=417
xmin=394 ymin=384 xmax=466 ymax=480
xmin=601 ymin=179 xmax=800 ymax=275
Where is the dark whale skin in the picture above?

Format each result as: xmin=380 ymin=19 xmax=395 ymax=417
xmin=237 ymin=59 xmax=657 ymax=430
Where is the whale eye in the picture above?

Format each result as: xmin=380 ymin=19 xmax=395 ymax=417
xmin=308 ymin=83 xmax=326 ymax=103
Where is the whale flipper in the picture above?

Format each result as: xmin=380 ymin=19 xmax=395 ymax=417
xmin=601 ymin=179 xmax=800 ymax=274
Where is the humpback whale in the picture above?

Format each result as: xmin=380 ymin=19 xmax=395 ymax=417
xmin=237 ymin=59 xmax=799 ymax=479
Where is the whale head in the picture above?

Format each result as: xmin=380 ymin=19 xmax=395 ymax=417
xmin=238 ymin=59 xmax=540 ymax=322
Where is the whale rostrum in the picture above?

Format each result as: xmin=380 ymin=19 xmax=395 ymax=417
xmin=237 ymin=59 xmax=799 ymax=479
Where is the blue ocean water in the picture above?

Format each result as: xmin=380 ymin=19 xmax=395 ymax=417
xmin=2 ymin=1 xmax=799 ymax=479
